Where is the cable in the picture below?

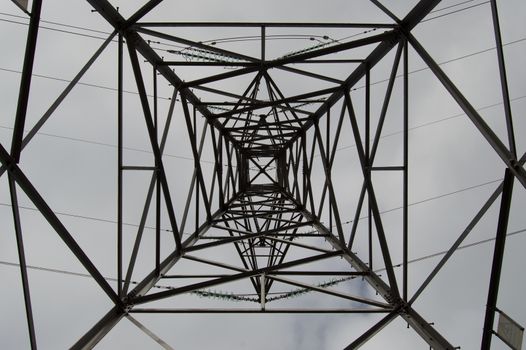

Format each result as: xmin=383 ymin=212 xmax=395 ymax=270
xmin=332 ymin=94 xmax=526 ymax=154
xmin=1 ymin=13 xmax=523 ymax=96
xmin=349 ymin=36 xmax=526 ymax=94
xmin=266 ymin=227 xmax=526 ymax=301
xmin=422 ymin=1 xmax=490 ymax=22
xmin=0 ymin=201 xmax=176 ymax=234
xmin=0 ymin=67 xmax=172 ymax=101
xmin=0 ymin=15 xmax=189 ymax=54
xmin=430 ymin=0 xmax=477 ymax=14
xmin=378 ymin=227 xmax=526 ymax=272
xmin=3 ymin=36 xmax=523 ymax=160
xmin=0 ymin=11 xmax=110 ymax=34
xmin=0 ymin=176 xmax=506 ymax=252
xmin=1 ymin=31 xmax=523 ymax=103
xmin=324 ymin=37 xmax=526 ymax=154
xmin=2 ymin=38 xmax=523 ymax=166
xmin=299 ymin=0 xmax=489 ymax=52
xmin=0 ymin=124 xmax=215 ymax=165
xmin=0 ymin=17 xmax=110 ymax=40
xmin=203 ymin=34 xmax=331 ymax=45
xmin=295 ymin=177 xmax=504 ymax=236
xmin=0 ymin=0 xmax=496 ymax=61
xmin=1 ymin=227 xmax=524 ymax=301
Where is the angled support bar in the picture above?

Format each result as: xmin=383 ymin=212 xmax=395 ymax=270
xmin=0 ymin=31 xmax=116 ymax=178
xmin=490 ymin=0 xmax=516 ymax=156
xmin=284 ymin=191 xmax=456 ymax=350
xmin=126 ymin=40 xmax=182 ymax=251
xmin=407 ymin=33 xmax=526 ymax=189
xmin=0 ymin=143 xmax=122 ymax=307
xmin=345 ymin=311 xmax=399 ymax=349
xmin=8 ymin=175 xmax=37 ymax=349
xmin=126 ymin=315 xmax=174 ymax=350
xmin=72 ymin=200 xmax=235 ymax=349
xmin=481 ymin=169 xmax=515 ymax=349
xmin=10 ymin=0 xmax=42 ymax=163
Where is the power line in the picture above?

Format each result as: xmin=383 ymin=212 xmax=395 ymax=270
xmin=0 ymin=17 xmax=110 ymax=40
xmin=380 ymin=227 xmax=526 ymax=271
xmin=349 ymin=36 xmax=526 ymax=94
xmin=0 ymin=124 xmax=214 ymax=165
xmin=0 ymin=67 xmax=173 ymax=101
xmin=422 ymin=1 xmax=489 ymax=22
xmin=0 ymin=201 xmax=173 ymax=234
xmin=0 ymin=0 xmax=499 ymax=63
xmin=0 ymin=11 xmax=110 ymax=34
xmin=1 ymin=39 xmax=523 ymax=166
xmin=332 ymin=94 xmax=526 ymax=154
xmin=430 ymin=0 xmax=477 ymax=14
xmin=0 ymin=1 xmax=521 ymax=303
xmin=1 ymin=11 xmax=523 ymax=102
xmin=1 ymin=227 xmax=524 ymax=300
xmin=0 ymin=177 xmax=506 ymax=246
xmin=296 ymin=177 xmax=504 ymax=235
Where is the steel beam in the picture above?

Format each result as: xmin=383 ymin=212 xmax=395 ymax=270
xmin=122 ymin=87 xmax=179 ymax=295
xmin=132 ymin=251 xmax=342 ymax=305
xmin=126 ymin=315 xmax=174 ymax=350
xmin=407 ymin=33 xmax=526 ymax=188
xmin=10 ymin=0 xmax=42 ymax=163
xmin=283 ymin=191 xmax=456 ymax=350
xmin=130 ymin=308 xmax=390 ymax=314
xmin=481 ymin=169 xmax=514 ymax=349
xmin=345 ymin=93 xmax=400 ymax=299
xmin=126 ymin=41 xmax=181 ymax=250
xmin=345 ymin=311 xmax=399 ymax=349
xmin=8 ymin=175 xmax=37 ymax=349
xmin=72 ymin=200 xmax=236 ymax=349
xmin=402 ymin=38 xmax=409 ymax=302
xmin=0 ymin=144 xmax=121 ymax=307
xmin=490 ymin=0 xmax=516 ymax=156
xmin=0 ymin=31 xmax=116 ymax=178
xmin=135 ymin=22 xmax=398 ymax=28
xmin=410 ymin=181 xmax=506 ymax=305
xmin=125 ymin=0 xmax=163 ymax=27
xmin=117 ymin=32 xmax=123 ymax=297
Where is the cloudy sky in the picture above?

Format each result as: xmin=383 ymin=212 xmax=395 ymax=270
xmin=1 ymin=0 xmax=525 ymax=349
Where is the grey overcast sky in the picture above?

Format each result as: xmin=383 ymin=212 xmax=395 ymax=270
xmin=1 ymin=0 xmax=526 ymax=349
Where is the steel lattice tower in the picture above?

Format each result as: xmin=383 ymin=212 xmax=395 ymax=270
xmin=1 ymin=0 xmax=525 ymax=349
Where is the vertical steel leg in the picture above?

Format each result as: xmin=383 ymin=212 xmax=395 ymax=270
xmin=10 ymin=0 xmax=42 ymax=163
xmin=8 ymin=175 xmax=37 ymax=349
xmin=481 ymin=169 xmax=514 ymax=349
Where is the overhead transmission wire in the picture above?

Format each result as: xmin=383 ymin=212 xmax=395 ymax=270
xmin=0 ymin=124 xmax=215 ymax=165
xmin=429 ymin=0 xmax=477 ymax=13
xmin=0 ymin=176 xmax=511 ymax=267
xmin=1 ymin=4 xmax=521 ymax=103
xmin=279 ymin=0 xmax=490 ymax=56
xmin=0 ymin=2 xmax=518 ymax=234
xmin=0 ymin=2 xmax=522 ymax=252
xmin=0 ymin=0 xmax=521 ymax=301
xmin=1 ymin=33 xmax=523 ymax=166
xmin=1 ymin=227 xmax=525 ymax=302
xmin=0 ymin=0 xmax=494 ymax=65
xmin=0 ymin=0 xmax=518 ymax=110
xmin=298 ymin=177 xmax=504 ymax=237
xmin=422 ymin=0 xmax=489 ymax=22
xmin=329 ymin=93 xmax=526 ymax=154
xmin=0 ymin=172 xmax=506 ymax=241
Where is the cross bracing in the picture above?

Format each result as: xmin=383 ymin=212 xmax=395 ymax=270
xmin=1 ymin=0 xmax=525 ymax=349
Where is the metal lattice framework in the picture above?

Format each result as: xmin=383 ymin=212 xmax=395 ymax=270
xmin=1 ymin=0 xmax=525 ymax=349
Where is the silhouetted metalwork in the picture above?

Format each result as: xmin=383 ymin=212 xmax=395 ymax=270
xmin=1 ymin=0 xmax=524 ymax=349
